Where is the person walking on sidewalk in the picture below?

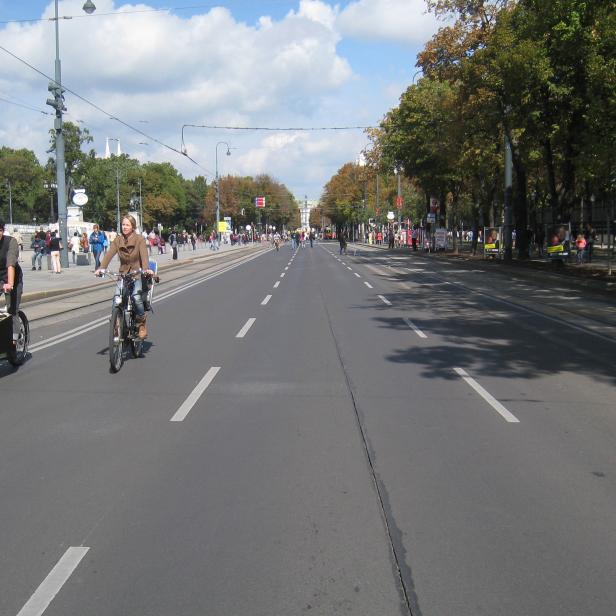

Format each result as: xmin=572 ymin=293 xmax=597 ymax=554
xmin=31 ymin=232 xmax=45 ymax=270
xmin=89 ymin=224 xmax=106 ymax=269
xmin=585 ymin=223 xmax=596 ymax=263
xmin=12 ymin=229 xmax=23 ymax=262
xmin=69 ymin=232 xmax=80 ymax=264
xmin=49 ymin=230 xmax=62 ymax=274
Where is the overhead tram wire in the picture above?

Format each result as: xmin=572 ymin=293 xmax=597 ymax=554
xmin=0 ymin=96 xmax=52 ymax=116
xmin=181 ymin=123 xmax=376 ymax=157
xmin=0 ymin=1 xmax=291 ymax=25
xmin=0 ymin=44 xmax=213 ymax=177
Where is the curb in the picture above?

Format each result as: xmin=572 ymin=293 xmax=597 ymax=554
xmin=21 ymin=245 xmax=267 ymax=305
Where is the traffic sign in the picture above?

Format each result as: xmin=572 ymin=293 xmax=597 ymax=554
xmin=255 ymin=196 xmax=265 ymax=208
xmin=387 ymin=211 xmax=395 ymax=221
xmin=396 ymin=196 xmax=403 ymax=209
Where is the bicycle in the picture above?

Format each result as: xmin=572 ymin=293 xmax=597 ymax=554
xmin=100 ymin=266 xmax=158 ymax=373
xmin=0 ymin=294 xmax=29 ymax=367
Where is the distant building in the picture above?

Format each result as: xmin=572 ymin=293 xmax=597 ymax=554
xmin=298 ymin=197 xmax=318 ymax=229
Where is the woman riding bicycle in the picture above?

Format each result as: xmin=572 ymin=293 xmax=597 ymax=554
xmin=95 ymin=215 xmax=153 ymax=339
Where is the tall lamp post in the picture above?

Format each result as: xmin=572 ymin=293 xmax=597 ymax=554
xmin=47 ymin=0 xmax=97 ymax=268
xmin=107 ymin=138 xmax=122 ymax=233
xmin=394 ymin=165 xmax=402 ymax=231
xmin=215 ymin=141 xmax=231 ymax=234
xmin=5 ymin=181 xmax=12 ymax=225
xmin=44 ymin=181 xmax=56 ymax=223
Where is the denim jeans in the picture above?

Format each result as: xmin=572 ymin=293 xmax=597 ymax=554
xmin=131 ymin=277 xmax=145 ymax=318
xmin=31 ymin=252 xmax=43 ymax=269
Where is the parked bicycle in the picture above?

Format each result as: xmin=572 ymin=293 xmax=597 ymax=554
xmin=0 ymin=294 xmax=29 ymax=367
xmin=100 ymin=264 xmax=158 ymax=373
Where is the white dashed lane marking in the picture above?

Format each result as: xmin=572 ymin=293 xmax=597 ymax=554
xmin=236 ymin=318 xmax=256 ymax=338
xmin=403 ymin=317 xmax=427 ymax=339
xmin=261 ymin=295 xmax=272 ymax=306
xmin=454 ymin=368 xmax=520 ymax=423
xmin=170 ymin=367 xmax=221 ymax=422
xmin=16 ymin=547 xmax=90 ymax=616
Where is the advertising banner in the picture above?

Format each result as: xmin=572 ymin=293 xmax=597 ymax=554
xmin=546 ymin=224 xmax=571 ymax=259
xmin=483 ymin=227 xmax=501 ymax=256
xmin=435 ymin=227 xmax=448 ymax=250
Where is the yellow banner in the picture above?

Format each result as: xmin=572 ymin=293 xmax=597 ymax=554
xmin=484 ymin=243 xmax=497 ymax=250
xmin=217 ymin=221 xmax=228 ymax=233
xmin=547 ymin=244 xmax=564 ymax=254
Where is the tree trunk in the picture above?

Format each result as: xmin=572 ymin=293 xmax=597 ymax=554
xmin=512 ymin=149 xmax=529 ymax=259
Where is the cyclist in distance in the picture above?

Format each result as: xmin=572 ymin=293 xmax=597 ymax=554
xmin=95 ymin=215 xmax=153 ymax=339
xmin=0 ymin=219 xmax=23 ymax=316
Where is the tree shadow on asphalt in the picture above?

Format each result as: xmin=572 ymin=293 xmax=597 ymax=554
xmin=355 ymin=276 xmax=616 ymax=386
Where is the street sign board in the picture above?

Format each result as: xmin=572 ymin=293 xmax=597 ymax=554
xmin=427 ymin=213 xmax=436 ymax=223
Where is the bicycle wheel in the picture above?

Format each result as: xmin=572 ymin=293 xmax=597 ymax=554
xmin=109 ymin=306 xmax=125 ymax=373
xmin=7 ymin=311 xmax=29 ymax=367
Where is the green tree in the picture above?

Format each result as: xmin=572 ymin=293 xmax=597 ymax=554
xmin=0 ymin=147 xmax=46 ymax=224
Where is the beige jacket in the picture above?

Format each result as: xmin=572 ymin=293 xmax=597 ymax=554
xmin=100 ymin=232 xmax=149 ymax=273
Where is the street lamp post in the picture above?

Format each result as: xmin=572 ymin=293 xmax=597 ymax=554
xmin=5 ymin=181 xmax=12 ymax=226
xmin=138 ymin=178 xmax=143 ymax=230
xmin=215 ymin=142 xmax=231 ymax=237
xmin=394 ymin=165 xmax=402 ymax=230
xmin=44 ymin=181 xmax=56 ymax=223
xmin=107 ymin=138 xmax=122 ymax=233
xmin=48 ymin=0 xmax=97 ymax=268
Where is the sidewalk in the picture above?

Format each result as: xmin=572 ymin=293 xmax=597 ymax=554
xmin=18 ymin=242 xmax=259 ymax=303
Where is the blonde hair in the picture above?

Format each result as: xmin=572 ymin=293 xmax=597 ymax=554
xmin=122 ymin=214 xmax=137 ymax=231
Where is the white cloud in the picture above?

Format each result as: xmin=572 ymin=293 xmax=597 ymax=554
xmin=0 ymin=0 xmax=425 ymax=200
xmin=337 ymin=0 xmax=441 ymax=45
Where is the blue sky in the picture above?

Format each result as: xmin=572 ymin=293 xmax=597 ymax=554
xmin=0 ymin=1 xmax=440 ymax=200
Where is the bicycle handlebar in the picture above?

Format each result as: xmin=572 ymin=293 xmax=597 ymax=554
xmin=97 ymin=269 xmax=159 ymax=283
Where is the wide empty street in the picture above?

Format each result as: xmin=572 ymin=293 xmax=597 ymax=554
xmin=1 ymin=243 xmax=615 ymax=616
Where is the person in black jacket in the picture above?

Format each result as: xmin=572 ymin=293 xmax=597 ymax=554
xmin=0 ymin=219 xmax=23 ymax=314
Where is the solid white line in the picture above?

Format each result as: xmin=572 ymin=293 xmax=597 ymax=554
xmin=16 ymin=547 xmax=89 ymax=616
xmin=236 ymin=318 xmax=256 ymax=338
xmin=378 ymin=295 xmax=392 ymax=306
xmin=403 ymin=317 xmax=428 ymax=339
xmin=29 ymin=317 xmax=109 ymax=353
xmin=454 ymin=368 xmax=520 ymax=423
xmin=170 ymin=367 xmax=220 ymax=422
xmin=280 ymin=272 xmax=285 ymax=278
xmin=29 ymin=250 xmax=269 ymax=354
xmin=273 ymin=281 xmax=280 ymax=288
xmin=354 ymin=273 xmax=361 ymax=278
xmin=261 ymin=295 xmax=272 ymax=306
xmin=364 ymin=281 xmax=373 ymax=289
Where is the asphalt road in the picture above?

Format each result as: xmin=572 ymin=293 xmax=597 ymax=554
xmin=1 ymin=242 xmax=615 ymax=616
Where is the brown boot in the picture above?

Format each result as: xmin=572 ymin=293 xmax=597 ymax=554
xmin=137 ymin=316 xmax=147 ymax=339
